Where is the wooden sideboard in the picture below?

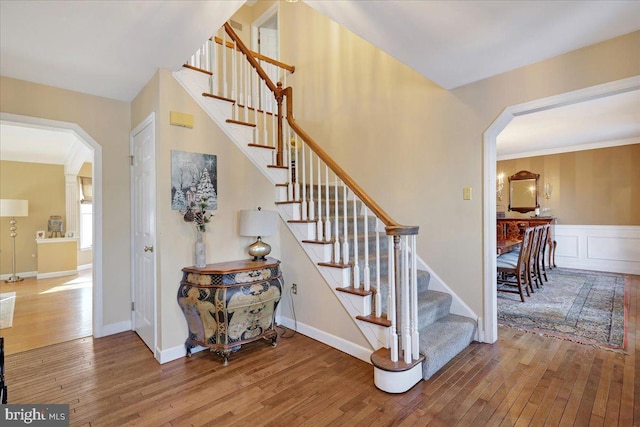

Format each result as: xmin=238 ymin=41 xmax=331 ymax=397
xmin=497 ymin=217 xmax=557 ymax=267
xmin=177 ymin=258 xmax=283 ymax=365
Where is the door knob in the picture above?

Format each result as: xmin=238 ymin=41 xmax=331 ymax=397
xmin=144 ymin=245 xmax=154 ymax=252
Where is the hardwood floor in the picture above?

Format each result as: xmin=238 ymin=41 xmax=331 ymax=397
xmin=0 ymin=269 xmax=92 ymax=355
xmin=4 ymin=274 xmax=639 ymax=426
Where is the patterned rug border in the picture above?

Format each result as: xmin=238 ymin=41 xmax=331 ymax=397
xmin=498 ymin=269 xmax=630 ymax=354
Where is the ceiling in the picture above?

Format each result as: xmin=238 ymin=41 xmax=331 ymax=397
xmin=1 ymin=0 xmax=639 ymax=161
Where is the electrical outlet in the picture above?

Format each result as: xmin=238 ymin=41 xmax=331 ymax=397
xmin=292 ymin=283 xmax=298 ymax=295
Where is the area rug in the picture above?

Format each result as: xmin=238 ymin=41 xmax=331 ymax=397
xmin=498 ymin=268 xmax=627 ymax=351
xmin=0 ymin=292 xmax=16 ymax=329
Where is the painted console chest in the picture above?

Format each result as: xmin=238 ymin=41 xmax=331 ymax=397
xmin=177 ymin=257 xmax=283 ymax=365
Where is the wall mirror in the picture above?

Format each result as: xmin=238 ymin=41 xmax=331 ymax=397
xmin=508 ymin=170 xmax=539 ymax=213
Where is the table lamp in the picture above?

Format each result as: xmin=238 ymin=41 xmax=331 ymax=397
xmin=1 ymin=199 xmax=29 ymax=283
xmin=239 ymin=207 xmax=277 ymax=261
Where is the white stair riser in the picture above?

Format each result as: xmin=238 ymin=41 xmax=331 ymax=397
xmin=277 ymin=203 xmax=301 ymax=221
xmin=288 ymin=222 xmax=316 ymax=241
xmin=318 ymin=265 xmax=351 ymax=289
xmin=303 ymin=242 xmax=332 ymax=263
xmin=373 ymin=365 xmax=423 ymax=393
xmin=336 ymin=291 xmax=371 ymax=318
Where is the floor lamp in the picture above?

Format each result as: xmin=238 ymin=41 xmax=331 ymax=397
xmin=1 ymin=199 xmax=29 ymax=283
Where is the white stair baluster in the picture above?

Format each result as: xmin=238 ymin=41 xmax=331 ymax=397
xmin=222 ymin=33 xmax=228 ymax=98
xmin=333 ymin=178 xmax=340 ymax=263
xmin=352 ymin=194 xmax=360 ymax=289
xmin=375 ymin=217 xmax=381 ymax=317
xmin=324 ymin=165 xmax=331 ymax=242
xmin=316 ymin=156 xmax=323 ymax=240
xmin=308 ymin=147 xmax=315 ymax=221
xmin=300 ymin=139 xmax=307 ymax=219
xmin=294 ymin=134 xmax=300 ymax=201
xmin=411 ymin=234 xmax=419 ymax=360
xmin=363 ymin=205 xmax=370 ymax=293
xmin=389 ymin=235 xmax=398 ymax=362
xmin=342 ymin=184 xmax=349 ymax=265
xmin=232 ymin=41 xmax=238 ymax=119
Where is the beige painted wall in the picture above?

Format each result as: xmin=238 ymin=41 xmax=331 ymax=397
xmin=497 ymin=144 xmax=640 ymax=225
xmin=276 ymin=1 xmax=640 ymax=319
xmin=130 ymin=69 xmax=354 ymax=352
xmin=37 ymin=239 xmax=77 ymax=274
xmin=1 ymin=76 xmax=131 ymax=328
xmin=0 ymin=161 xmax=65 ymax=274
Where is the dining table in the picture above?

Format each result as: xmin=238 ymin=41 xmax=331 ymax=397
xmin=497 ymin=239 xmax=521 ymax=255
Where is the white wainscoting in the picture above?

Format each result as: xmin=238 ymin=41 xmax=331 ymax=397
xmin=554 ymin=225 xmax=640 ymax=274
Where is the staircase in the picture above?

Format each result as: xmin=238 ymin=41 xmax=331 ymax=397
xmin=174 ymin=23 xmax=476 ymax=393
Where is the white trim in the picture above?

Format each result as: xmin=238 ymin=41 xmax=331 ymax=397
xmin=555 ymin=225 xmax=640 ymax=274
xmin=158 ymin=344 xmax=207 ymax=365
xmin=101 ymin=320 xmax=132 ymax=337
xmin=277 ymin=315 xmax=374 ymax=364
xmin=35 ymin=237 xmax=79 ymax=244
xmin=483 ymin=75 xmax=640 ymax=344
xmin=0 ymin=112 xmax=104 ymax=338
xmin=251 ymin=3 xmax=279 ymax=55
xmin=78 ymin=263 xmax=93 ymax=271
xmin=36 ymin=270 xmax=78 ymax=279
xmin=497 ymin=136 xmax=640 ymax=161
xmin=129 ymin=112 xmax=158 ymax=361
xmin=373 ymin=364 xmax=423 ymax=394
xmin=0 ymin=271 xmax=37 ymax=281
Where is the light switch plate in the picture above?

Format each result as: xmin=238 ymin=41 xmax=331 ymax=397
xmin=463 ymin=187 xmax=472 ymax=200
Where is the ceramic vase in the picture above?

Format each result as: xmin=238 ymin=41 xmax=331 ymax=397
xmin=195 ymin=230 xmax=207 ymax=268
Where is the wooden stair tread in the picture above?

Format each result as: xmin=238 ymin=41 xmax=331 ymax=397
xmin=337 ymin=286 xmax=372 ymax=297
xmin=226 ymin=119 xmax=256 ymax=127
xmin=288 ymin=219 xmax=316 ymax=224
xmin=301 ymin=239 xmax=331 ymax=245
xmin=370 ymin=347 xmax=425 ymax=372
xmin=275 ymin=200 xmax=300 ymax=205
xmin=236 ymin=103 xmax=277 ymax=117
xmin=202 ymin=92 xmax=235 ymax=104
xmin=183 ymin=64 xmax=212 ymax=75
xmin=248 ymin=143 xmax=275 ymax=150
xmin=356 ymin=314 xmax=391 ymax=327
xmin=318 ymin=262 xmax=350 ymax=269
xmin=267 ymin=165 xmax=288 ymax=170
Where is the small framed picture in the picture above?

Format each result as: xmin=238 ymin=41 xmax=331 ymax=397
xmin=36 ymin=230 xmax=46 ymax=239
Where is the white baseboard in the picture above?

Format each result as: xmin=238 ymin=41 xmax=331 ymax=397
xmin=157 ymin=318 xmax=374 ymax=366
xmin=100 ymin=320 xmax=132 ymax=337
xmin=78 ymin=263 xmax=93 ymax=271
xmin=555 ymin=225 xmax=640 ymax=275
xmin=277 ymin=316 xmax=373 ymax=364
xmin=36 ymin=269 xmax=78 ymax=279
xmin=0 ymin=271 xmax=37 ymax=281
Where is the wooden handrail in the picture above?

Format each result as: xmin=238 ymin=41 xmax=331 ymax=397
xmin=213 ymin=36 xmax=295 ymax=73
xmin=223 ymin=23 xmax=417 ymax=235
xmin=283 ymin=85 xmax=417 ymax=233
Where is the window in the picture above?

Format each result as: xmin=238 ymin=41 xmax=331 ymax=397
xmin=80 ymin=202 xmax=92 ymax=249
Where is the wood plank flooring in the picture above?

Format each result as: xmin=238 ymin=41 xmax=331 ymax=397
xmin=0 ymin=269 xmax=92 ymax=355
xmin=3 ymin=274 xmax=639 ymax=426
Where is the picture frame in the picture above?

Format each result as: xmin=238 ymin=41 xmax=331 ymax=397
xmin=170 ymin=150 xmax=218 ymax=212
xmin=36 ymin=230 xmax=46 ymax=239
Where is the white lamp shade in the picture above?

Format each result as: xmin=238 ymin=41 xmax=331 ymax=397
xmin=0 ymin=199 xmax=29 ymax=217
xmin=239 ymin=210 xmax=277 ymax=237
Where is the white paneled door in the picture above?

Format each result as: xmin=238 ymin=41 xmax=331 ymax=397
xmin=130 ymin=114 xmax=156 ymax=355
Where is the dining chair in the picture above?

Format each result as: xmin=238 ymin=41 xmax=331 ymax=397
xmin=497 ymin=227 xmax=534 ymax=302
